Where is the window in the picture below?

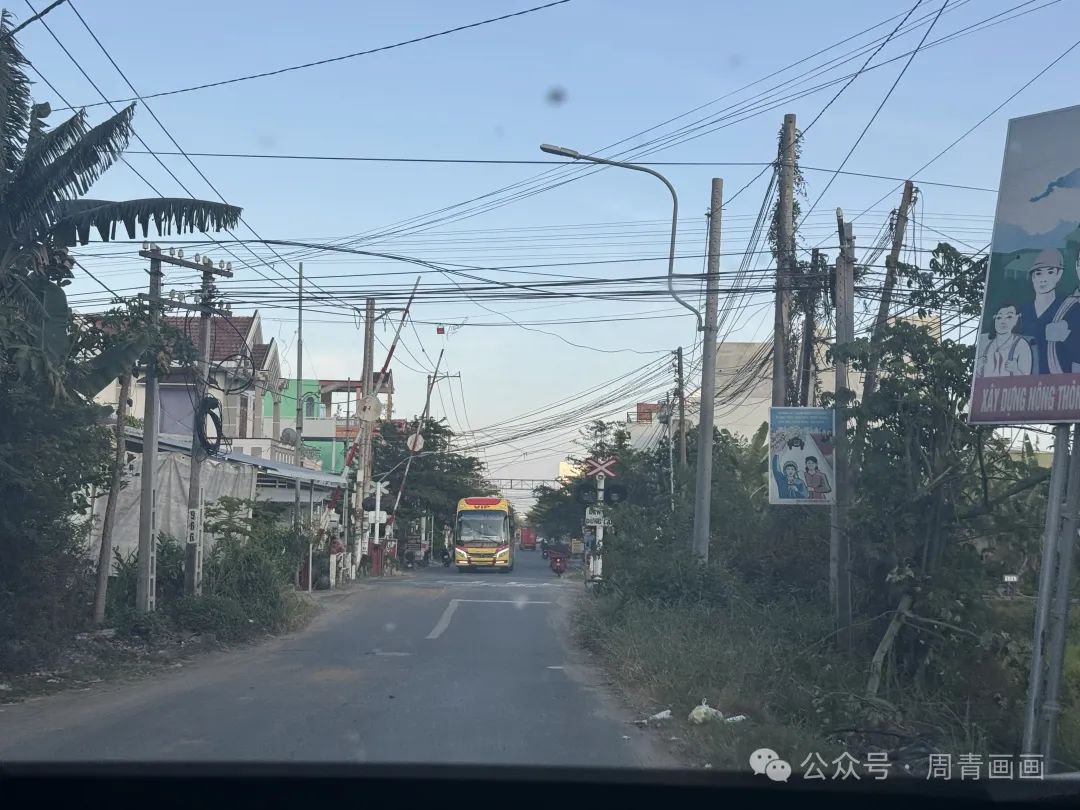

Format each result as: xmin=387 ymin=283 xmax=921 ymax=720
xmin=304 ymin=395 xmax=315 ymax=419
xmin=239 ymin=395 xmax=249 ymax=439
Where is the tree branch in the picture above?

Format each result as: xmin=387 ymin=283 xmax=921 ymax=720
xmin=955 ymin=468 xmax=1051 ymax=521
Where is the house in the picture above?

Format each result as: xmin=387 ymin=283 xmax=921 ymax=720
xmin=93 ymin=310 xmax=319 ymax=469
xmin=265 ymin=374 xmax=395 ymax=474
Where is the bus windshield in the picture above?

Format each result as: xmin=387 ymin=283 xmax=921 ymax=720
xmin=456 ymin=512 xmax=507 ymax=547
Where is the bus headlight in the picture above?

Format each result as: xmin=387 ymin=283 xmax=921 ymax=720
xmin=495 ymin=547 xmax=509 ymax=557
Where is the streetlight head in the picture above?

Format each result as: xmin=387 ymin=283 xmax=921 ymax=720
xmin=540 ymin=143 xmax=580 ymax=159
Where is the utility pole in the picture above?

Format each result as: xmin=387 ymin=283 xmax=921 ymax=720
xmin=392 ymin=348 xmax=444 ymax=516
xmin=294 ymin=261 xmax=304 ymax=534
xmin=665 ymin=393 xmax=675 ymax=511
xmin=343 ymin=377 xmax=352 ymax=564
xmin=136 ymin=245 xmax=164 ymax=613
xmin=773 ymin=113 xmax=797 ymax=407
xmin=861 ymin=180 xmax=915 ymax=404
xmin=185 ymin=255 xmax=233 ymax=596
xmin=691 ymin=178 xmax=723 ymax=562
xmin=1038 ymin=423 xmax=1080 ymax=766
xmin=358 ymin=297 xmax=375 ymax=535
xmin=676 ymin=347 xmax=687 ymax=467
xmin=831 ymin=210 xmax=854 ymax=650
xmin=797 ymin=249 xmax=820 ymax=407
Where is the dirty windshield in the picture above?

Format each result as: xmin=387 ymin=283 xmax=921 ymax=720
xmin=457 ymin=513 xmax=507 ymax=546
xmin=3 ymin=0 xmax=1080 ymax=793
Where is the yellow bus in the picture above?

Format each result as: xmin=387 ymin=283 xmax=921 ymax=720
xmin=454 ymin=496 xmax=514 ymax=573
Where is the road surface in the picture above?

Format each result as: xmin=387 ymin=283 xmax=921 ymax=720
xmin=0 ymin=550 xmax=678 ymax=767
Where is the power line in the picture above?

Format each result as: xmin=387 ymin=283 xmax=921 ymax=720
xmin=1 ymin=0 xmax=66 ymax=40
xmin=798 ymin=0 xmax=950 ymax=229
xmin=57 ymin=0 xmax=573 ymax=110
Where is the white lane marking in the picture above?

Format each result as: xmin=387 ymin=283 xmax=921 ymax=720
xmin=426 ymin=600 xmax=460 ymax=640
xmin=425 ymin=598 xmax=553 ymax=639
xmin=546 ymin=666 xmax=564 ymax=670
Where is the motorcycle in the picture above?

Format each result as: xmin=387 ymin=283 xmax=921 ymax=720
xmin=549 ymin=551 xmax=567 ymax=577
xmin=441 ymin=549 xmax=451 ymax=568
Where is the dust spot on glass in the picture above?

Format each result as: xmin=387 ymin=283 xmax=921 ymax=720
xmin=546 ymin=86 xmax=567 ymax=106
xmin=257 ymin=133 xmax=278 ymax=149
xmin=727 ymin=53 xmax=743 ymax=69
xmin=494 ymin=126 xmax=505 ymax=138
xmin=513 ymin=594 xmax=528 ymax=609
xmin=384 ymin=622 xmax=396 ymax=633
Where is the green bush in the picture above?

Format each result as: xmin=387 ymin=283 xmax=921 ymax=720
xmin=105 ymin=533 xmax=184 ymax=623
xmin=170 ymin=594 xmax=253 ymax=642
xmin=205 ymin=535 xmax=295 ymax=633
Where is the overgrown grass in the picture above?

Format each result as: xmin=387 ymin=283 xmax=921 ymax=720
xmin=579 ymin=543 xmax=1078 ymax=773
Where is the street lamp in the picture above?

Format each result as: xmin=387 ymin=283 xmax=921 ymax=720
xmin=539 ymin=143 xmax=701 ymax=330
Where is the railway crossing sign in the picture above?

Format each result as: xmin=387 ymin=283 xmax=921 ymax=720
xmin=584 ymin=457 xmax=617 ymax=478
xmin=366 ymin=480 xmax=390 ymax=496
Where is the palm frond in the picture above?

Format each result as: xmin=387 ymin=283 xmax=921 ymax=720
xmin=9 ymin=104 xmax=135 ymax=242
xmin=0 ymin=10 xmax=32 ymax=185
xmin=50 ymin=197 xmax=242 ymax=246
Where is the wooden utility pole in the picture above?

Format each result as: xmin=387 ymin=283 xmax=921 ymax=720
xmin=676 ymin=346 xmax=687 ymax=467
xmin=691 ymin=178 xmax=723 ymax=562
xmin=136 ymin=247 xmax=163 ymax=613
xmin=797 ymin=249 xmax=820 ymax=406
xmin=93 ymin=373 xmax=131 ymax=624
xmin=831 ymin=210 xmax=855 ymax=650
xmin=861 ymin=180 xmax=916 ymax=404
xmin=185 ymin=256 xmax=233 ymax=596
xmin=773 ymin=113 xmax=797 ymax=407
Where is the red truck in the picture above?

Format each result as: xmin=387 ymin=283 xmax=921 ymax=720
xmin=519 ymin=526 xmax=537 ymax=551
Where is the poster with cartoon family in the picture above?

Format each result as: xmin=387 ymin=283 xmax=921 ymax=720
xmin=970 ymin=103 xmax=1080 ymax=424
xmin=768 ymin=407 xmax=835 ymax=507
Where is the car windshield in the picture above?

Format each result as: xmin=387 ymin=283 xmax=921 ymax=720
xmin=5 ymin=2 xmax=1080 ymax=794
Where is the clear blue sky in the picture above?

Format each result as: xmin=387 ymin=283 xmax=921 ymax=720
xmin=15 ymin=0 xmax=1080 ymax=504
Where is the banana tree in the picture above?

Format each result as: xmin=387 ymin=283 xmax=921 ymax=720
xmin=0 ymin=11 xmax=241 ymax=399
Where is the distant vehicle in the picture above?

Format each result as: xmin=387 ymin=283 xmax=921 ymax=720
xmin=520 ymin=526 xmax=537 ymax=550
xmin=454 ymin=497 xmax=514 ymax=573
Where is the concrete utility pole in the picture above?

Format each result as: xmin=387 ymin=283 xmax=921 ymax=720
xmin=691 ymin=178 xmax=723 ymax=562
xmin=861 ymin=180 xmax=915 ymax=404
xmin=136 ymin=246 xmax=163 ymax=613
xmin=357 ymin=298 xmax=376 ymax=538
xmin=676 ymin=346 xmax=687 ymax=467
xmin=343 ymin=377 xmax=352 ymax=562
xmin=830 ymin=211 xmax=855 ymax=650
xmin=94 ymin=373 xmax=131 ymax=624
xmin=185 ymin=255 xmax=233 ymax=596
xmin=797 ymin=248 xmax=820 ymax=406
xmin=773 ymin=113 xmax=797 ymax=407
xmin=1038 ymin=424 xmax=1080 ymax=766
xmin=294 ymin=262 xmax=304 ymax=533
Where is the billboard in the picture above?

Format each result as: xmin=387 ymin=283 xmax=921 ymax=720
xmin=970 ymin=104 xmax=1080 ymax=424
xmin=768 ymin=407 xmax=836 ymax=506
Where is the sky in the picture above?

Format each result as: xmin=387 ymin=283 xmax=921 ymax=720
xmin=13 ymin=0 xmax=1080 ymax=510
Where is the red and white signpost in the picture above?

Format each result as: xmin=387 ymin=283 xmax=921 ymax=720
xmin=583 ymin=457 xmax=617 ymax=583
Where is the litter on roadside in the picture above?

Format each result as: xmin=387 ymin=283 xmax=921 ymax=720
xmin=724 ymin=714 xmax=749 ymax=724
xmin=649 ymin=709 xmax=673 ymax=721
xmin=688 ymin=699 xmax=724 ymax=724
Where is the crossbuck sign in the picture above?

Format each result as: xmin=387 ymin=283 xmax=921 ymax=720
xmin=584 ymin=457 xmax=617 ymax=478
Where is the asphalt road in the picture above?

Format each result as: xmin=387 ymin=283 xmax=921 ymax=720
xmin=0 ymin=550 xmax=678 ymax=767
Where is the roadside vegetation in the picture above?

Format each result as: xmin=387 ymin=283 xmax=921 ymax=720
xmin=0 ymin=16 xmax=301 ymax=691
xmin=534 ymin=242 xmax=1080 ymax=773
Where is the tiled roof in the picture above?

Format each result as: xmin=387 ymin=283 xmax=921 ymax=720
xmin=252 ymin=342 xmax=271 ymax=369
xmin=163 ymin=315 xmax=255 ymax=362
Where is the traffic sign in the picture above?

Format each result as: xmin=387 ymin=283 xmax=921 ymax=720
xmin=356 ymin=395 xmax=382 ymax=423
xmin=584 ymin=456 xmax=617 ymax=478
xmin=366 ymin=510 xmax=387 ymax=525
xmin=366 ymin=480 xmax=391 ymax=496
xmin=584 ymin=506 xmax=612 ymax=527
xmin=405 ymin=432 xmax=425 ymax=452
